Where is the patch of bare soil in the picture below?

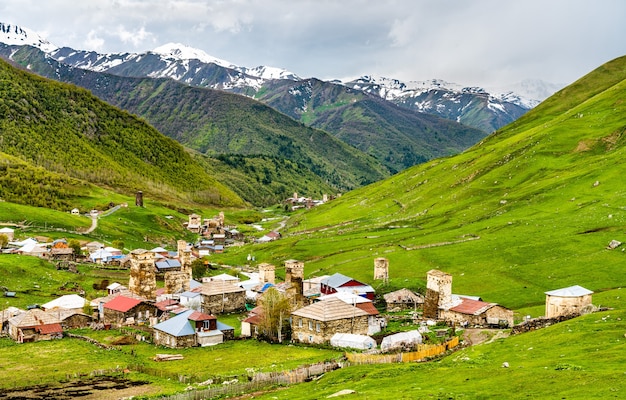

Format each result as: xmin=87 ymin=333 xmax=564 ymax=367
xmin=0 ymin=377 xmax=152 ymax=400
xmin=462 ymin=328 xmax=509 ymax=346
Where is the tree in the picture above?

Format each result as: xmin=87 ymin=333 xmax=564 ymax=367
xmin=0 ymin=233 xmax=8 ymax=249
xmin=111 ymin=240 xmax=125 ymax=251
xmin=257 ymin=287 xmax=292 ymax=343
xmin=190 ymin=258 xmax=208 ymax=280
xmin=67 ymin=239 xmax=81 ymax=256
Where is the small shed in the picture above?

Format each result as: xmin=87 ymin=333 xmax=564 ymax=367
xmin=0 ymin=227 xmax=15 ymax=241
xmin=383 ymin=288 xmax=424 ymax=312
xmin=545 ymin=285 xmax=593 ymax=318
xmin=330 ymin=333 xmax=376 ymax=350
xmin=380 ymin=330 xmax=423 ymax=352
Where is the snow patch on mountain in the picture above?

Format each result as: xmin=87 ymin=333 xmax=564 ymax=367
xmin=0 ymin=22 xmax=57 ymax=52
xmin=152 ymin=43 xmax=235 ymax=69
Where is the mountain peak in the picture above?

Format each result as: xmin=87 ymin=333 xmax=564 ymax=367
xmin=0 ymin=22 xmax=57 ymax=52
xmin=151 ymin=42 xmax=234 ymax=68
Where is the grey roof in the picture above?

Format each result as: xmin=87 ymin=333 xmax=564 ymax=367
xmin=545 ymin=285 xmax=593 ymax=297
xmin=180 ymin=291 xmax=201 ymax=299
xmin=155 ymin=259 xmax=182 ymax=270
xmin=189 ymin=279 xmax=202 ymax=290
xmin=321 ymin=273 xmax=354 ymax=288
xmin=216 ymin=321 xmax=234 ymax=331
xmin=153 ymin=310 xmax=195 ymax=337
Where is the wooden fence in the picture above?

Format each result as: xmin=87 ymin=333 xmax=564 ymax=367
xmin=346 ymin=336 xmax=459 ymax=365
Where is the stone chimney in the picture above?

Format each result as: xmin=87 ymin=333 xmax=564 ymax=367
xmin=258 ymin=263 xmax=275 ymax=284
xmin=374 ymin=257 xmax=389 ymax=282
xmin=423 ymin=269 xmax=453 ymax=319
xmin=128 ymin=249 xmax=156 ymax=299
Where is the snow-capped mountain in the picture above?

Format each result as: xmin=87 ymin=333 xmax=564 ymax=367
xmin=342 ymin=75 xmax=556 ymax=132
xmin=0 ymin=22 xmax=57 ymax=53
xmin=0 ymin=22 xmax=555 ymax=134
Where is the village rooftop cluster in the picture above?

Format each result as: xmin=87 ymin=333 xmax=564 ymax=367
xmin=1 ymin=222 xmax=596 ymax=353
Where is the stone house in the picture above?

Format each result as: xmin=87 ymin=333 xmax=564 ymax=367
xmin=384 ymin=288 xmax=425 ymax=312
xmin=439 ymin=297 xmax=514 ymax=327
xmin=153 ymin=309 xmax=233 ymax=348
xmin=8 ymin=309 xmax=63 ymax=343
xmin=200 ymin=281 xmax=246 ymax=315
xmin=102 ymin=296 xmax=157 ymax=327
xmin=58 ymin=310 xmax=95 ymax=329
xmin=545 ymin=285 xmax=593 ymax=318
xmin=291 ymin=298 xmax=370 ymax=345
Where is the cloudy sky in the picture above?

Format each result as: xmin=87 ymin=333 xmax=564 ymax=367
xmin=2 ymin=0 xmax=625 ymax=88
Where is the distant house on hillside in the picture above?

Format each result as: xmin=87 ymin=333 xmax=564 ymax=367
xmin=200 ymin=281 xmax=246 ymax=315
xmin=545 ymin=285 xmax=594 ymax=318
xmin=0 ymin=227 xmax=15 ymax=241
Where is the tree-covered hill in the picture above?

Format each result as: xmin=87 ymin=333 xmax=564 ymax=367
xmin=0 ymin=58 xmax=244 ymax=209
xmin=0 ymin=45 xmax=389 ymax=199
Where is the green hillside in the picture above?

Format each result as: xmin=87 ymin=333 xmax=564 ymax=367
xmin=0 ymin=46 xmax=389 ymax=201
xmin=0 ymin=58 xmax=244 ymax=208
xmin=212 ymin=55 xmax=626 ymax=311
xmin=256 ymin=78 xmax=487 ymax=173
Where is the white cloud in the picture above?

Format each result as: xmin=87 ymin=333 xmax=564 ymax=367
xmin=84 ymin=30 xmax=105 ymax=52
xmin=115 ymin=25 xmax=154 ymax=48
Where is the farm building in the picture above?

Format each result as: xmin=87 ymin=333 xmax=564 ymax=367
xmin=545 ymin=285 xmax=594 ymax=318
xmin=200 ymin=281 xmax=246 ymax=315
xmin=291 ymin=298 xmax=370 ymax=345
xmin=102 ymin=296 xmax=157 ymax=327
xmin=41 ymin=294 xmax=87 ymax=312
xmin=384 ymin=288 xmax=425 ymax=312
xmin=8 ymin=309 xmax=63 ymax=343
xmin=320 ymin=273 xmax=375 ymax=300
xmin=153 ymin=309 xmax=233 ymax=348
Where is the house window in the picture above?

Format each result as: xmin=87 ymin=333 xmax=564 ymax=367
xmin=308 ymin=321 xmax=313 ymax=330
xmin=315 ymin=322 xmax=321 ymax=332
xmin=298 ymin=318 xmax=303 ymax=328
xmin=203 ymin=320 xmax=211 ymax=330
xmin=298 ymin=332 xmax=303 ymax=340
xmin=309 ymin=335 xmax=313 ymax=343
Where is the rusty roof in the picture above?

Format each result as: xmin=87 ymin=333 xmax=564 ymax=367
xmin=449 ymin=298 xmax=496 ymax=316
xmin=103 ymin=296 xmax=143 ymax=312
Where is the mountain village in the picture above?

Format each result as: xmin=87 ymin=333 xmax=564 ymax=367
xmin=1 ymin=213 xmax=596 ymax=359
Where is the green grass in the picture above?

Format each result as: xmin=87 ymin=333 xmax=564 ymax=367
xmin=247 ymin=288 xmax=626 ymax=399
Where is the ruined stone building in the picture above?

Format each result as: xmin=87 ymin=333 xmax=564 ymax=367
xmin=258 ymin=263 xmax=276 ymax=284
xmin=285 ymin=259 xmax=304 ymax=301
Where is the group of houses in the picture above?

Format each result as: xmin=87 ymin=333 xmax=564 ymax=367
xmin=1 ymin=227 xmax=596 ymax=351
xmin=283 ymin=192 xmax=335 ymax=211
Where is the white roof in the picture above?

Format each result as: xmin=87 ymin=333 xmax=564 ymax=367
xmin=381 ymin=330 xmax=423 ymax=351
xmin=209 ymin=273 xmax=239 ymax=282
xmin=42 ymin=294 xmax=87 ymax=310
xmin=106 ymin=282 xmax=124 ymax=290
xmin=151 ymin=247 xmax=168 ymax=253
xmin=330 ymin=333 xmax=376 ymax=350
xmin=0 ymin=227 xmax=14 ymax=233
xmin=318 ymin=292 xmax=371 ymax=304
xmin=545 ymin=285 xmax=593 ymax=297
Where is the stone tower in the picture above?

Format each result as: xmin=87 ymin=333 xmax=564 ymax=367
xmin=177 ymin=240 xmax=192 ymax=269
xmin=128 ymin=249 xmax=156 ymax=299
xmin=165 ymin=270 xmax=191 ymax=294
xmin=135 ymin=191 xmax=143 ymax=207
xmin=285 ymin=259 xmax=304 ymax=298
xmin=423 ymin=269 xmax=453 ymax=319
xmin=374 ymin=257 xmax=389 ymax=282
xmin=258 ymin=263 xmax=275 ymax=284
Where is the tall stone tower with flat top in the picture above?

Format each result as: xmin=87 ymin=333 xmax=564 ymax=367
xmin=258 ymin=263 xmax=275 ymax=284
xmin=424 ymin=269 xmax=453 ymax=319
xmin=128 ymin=249 xmax=156 ymax=299
xmin=374 ymin=257 xmax=389 ymax=282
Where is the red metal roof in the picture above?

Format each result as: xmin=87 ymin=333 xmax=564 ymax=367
xmin=243 ymin=313 xmax=262 ymax=325
xmin=34 ymin=323 xmax=63 ymax=335
xmin=104 ymin=296 xmax=142 ymax=312
xmin=155 ymin=299 xmax=180 ymax=311
xmin=188 ymin=311 xmax=215 ymax=321
xmin=356 ymin=302 xmax=379 ymax=315
xmin=449 ymin=298 xmax=494 ymax=316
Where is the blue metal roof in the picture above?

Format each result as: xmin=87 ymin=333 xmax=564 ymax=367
xmin=153 ymin=310 xmax=195 ymax=337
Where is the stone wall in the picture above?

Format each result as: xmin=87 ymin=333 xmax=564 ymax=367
xmin=546 ymin=294 xmax=593 ymax=318
xmin=201 ymin=291 xmax=246 ymax=315
xmin=165 ymin=270 xmax=191 ymax=294
xmin=291 ymin=315 xmax=369 ymax=345
xmin=128 ymin=250 xmax=156 ymax=299
xmin=154 ymin=330 xmax=197 ymax=348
